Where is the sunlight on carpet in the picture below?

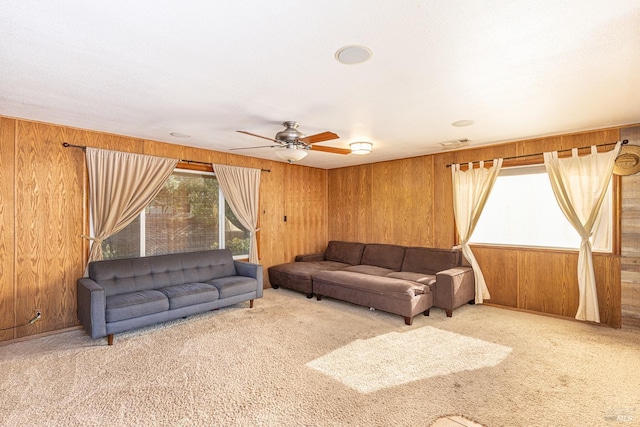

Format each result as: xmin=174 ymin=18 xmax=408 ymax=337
xmin=306 ymin=326 xmax=512 ymax=393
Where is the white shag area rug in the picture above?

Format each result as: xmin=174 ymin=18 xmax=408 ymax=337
xmin=1 ymin=288 xmax=639 ymax=427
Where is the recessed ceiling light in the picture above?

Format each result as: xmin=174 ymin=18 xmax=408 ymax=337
xmin=335 ymin=45 xmax=373 ymax=65
xmin=451 ymin=120 xmax=475 ymax=127
xmin=170 ymin=132 xmax=191 ymax=138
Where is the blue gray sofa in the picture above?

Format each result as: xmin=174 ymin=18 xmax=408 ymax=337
xmin=77 ymin=249 xmax=263 ymax=345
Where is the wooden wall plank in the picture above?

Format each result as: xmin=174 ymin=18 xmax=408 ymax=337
xmin=518 ymin=250 xmax=578 ymax=317
xmin=15 ymin=121 xmax=85 ymax=337
xmin=371 ymin=156 xmax=434 ymax=246
xmin=472 ymin=246 xmax=518 ymax=308
xmin=327 ymin=165 xmax=372 ymax=242
xmin=0 ymin=118 xmax=16 ymax=341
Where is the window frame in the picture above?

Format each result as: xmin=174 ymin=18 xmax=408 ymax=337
xmin=455 ymin=159 xmax=621 ymax=256
xmin=97 ymin=164 xmax=250 ymax=260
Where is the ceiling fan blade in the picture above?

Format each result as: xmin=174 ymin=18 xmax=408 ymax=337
xmin=230 ymin=144 xmax=280 ymax=150
xmin=299 ymin=131 xmax=339 ymax=144
xmin=310 ymin=145 xmax=351 ymax=155
xmin=236 ymin=130 xmax=283 ymax=144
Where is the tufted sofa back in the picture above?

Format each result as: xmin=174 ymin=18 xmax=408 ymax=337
xmin=88 ymin=249 xmax=237 ymax=297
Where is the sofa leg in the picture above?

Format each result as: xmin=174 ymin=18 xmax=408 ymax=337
xmin=107 ymin=334 xmax=114 ymax=346
xmin=423 ymin=309 xmax=430 ymax=316
xmin=271 ymin=284 xmax=279 ymax=289
xmin=446 ymin=309 xmax=452 ymax=318
xmin=306 ymin=293 xmax=313 ymax=299
xmin=316 ymin=295 xmax=322 ymax=301
xmin=404 ymin=316 xmax=413 ymax=326
xmin=249 ymin=299 xmax=254 ymax=308
xmin=468 ymin=299 xmax=475 ymax=305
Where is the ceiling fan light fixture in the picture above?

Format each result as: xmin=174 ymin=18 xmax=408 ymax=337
xmin=275 ymin=147 xmax=308 ymax=163
xmin=350 ymin=142 xmax=373 ymax=155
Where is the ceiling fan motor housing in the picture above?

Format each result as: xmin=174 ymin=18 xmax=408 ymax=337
xmin=275 ymin=121 xmax=306 ymax=142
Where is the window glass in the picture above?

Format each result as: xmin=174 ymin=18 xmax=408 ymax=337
xmin=470 ymin=164 xmax=612 ymax=251
xmin=102 ymin=169 xmax=249 ymax=260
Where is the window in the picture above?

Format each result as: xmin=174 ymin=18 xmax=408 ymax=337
xmin=470 ymin=164 xmax=613 ymax=251
xmin=102 ymin=169 xmax=250 ymax=260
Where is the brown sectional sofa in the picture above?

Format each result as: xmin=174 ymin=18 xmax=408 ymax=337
xmin=268 ymin=241 xmax=475 ymax=325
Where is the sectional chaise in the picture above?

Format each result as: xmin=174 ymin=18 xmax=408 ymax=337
xmin=268 ymin=241 xmax=475 ymax=325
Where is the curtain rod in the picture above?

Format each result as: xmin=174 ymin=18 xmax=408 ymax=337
xmin=62 ymin=143 xmax=271 ymax=172
xmin=445 ymin=139 xmax=628 ymax=168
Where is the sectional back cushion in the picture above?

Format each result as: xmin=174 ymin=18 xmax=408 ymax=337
xmin=360 ymin=244 xmax=406 ymax=271
xmin=324 ymin=241 xmax=365 ymax=265
xmin=89 ymin=249 xmax=237 ymax=297
xmin=401 ymin=247 xmax=461 ymax=275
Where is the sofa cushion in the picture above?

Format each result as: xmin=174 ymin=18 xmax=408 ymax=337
xmin=386 ymin=271 xmax=436 ymax=286
xmin=401 ymin=247 xmax=461 ymax=275
xmin=268 ymin=261 xmax=349 ymax=295
xmin=324 ymin=241 xmax=365 ymax=265
xmin=89 ymin=250 xmax=237 ymax=297
xmin=342 ymin=265 xmax=395 ymax=277
xmin=160 ymin=283 xmax=219 ymax=310
xmin=313 ymin=270 xmax=430 ymax=299
xmin=209 ymin=276 xmax=259 ymax=299
xmin=105 ymin=290 xmax=169 ymax=323
xmin=360 ymin=244 xmax=406 ymax=271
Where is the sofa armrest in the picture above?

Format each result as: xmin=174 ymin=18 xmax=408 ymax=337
xmin=77 ymin=278 xmax=107 ymax=339
xmin=294 ymin=253 xmax=325 ymax=262
xmin=234 ymin=261 xmax=264 ymax=298
xmin=434 ymin=267 xmax=475 ymax=316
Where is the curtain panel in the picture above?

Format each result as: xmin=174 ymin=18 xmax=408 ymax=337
xmin=85 ymin=148 xmax=178 ymax=267
xmin=212 ymin=163 xmax=261 ymax=264
xmin=451 ymin=159 xmax=503 ymax=304
xmin=543 ymin=142 xmax=621 ymax=322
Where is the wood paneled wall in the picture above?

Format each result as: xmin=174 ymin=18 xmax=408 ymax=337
xmin=328 ymin=127 xmax=627 ymax=327
xmin=328 ymin=157 xmax=434 ymax=246
xmin=1 ymin=115 xmax=633 ymax=340
xmin=0 ymin=116 xmax=328 ymax=342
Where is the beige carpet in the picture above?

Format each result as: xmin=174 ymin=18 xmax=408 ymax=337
xmin=1 ymin=288 xmax=639 ymax=427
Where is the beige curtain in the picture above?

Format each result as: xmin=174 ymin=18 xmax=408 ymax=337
xmin=212 ymin=163 xmax=261 ymax=264
xmin=543 ymin=142 xmax=621 ymax=323
xmin=85 ymin=148 xmax=177 ymax=265
xmin=451 ymin=159 xmax=503 ymax=303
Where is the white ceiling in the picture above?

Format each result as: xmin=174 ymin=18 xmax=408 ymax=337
xmin=1 ymin=1 xmax=639 ymax=169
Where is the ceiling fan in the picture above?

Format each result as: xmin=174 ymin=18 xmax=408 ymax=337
xmin=233 ymin=121 xmax=350 ymax=163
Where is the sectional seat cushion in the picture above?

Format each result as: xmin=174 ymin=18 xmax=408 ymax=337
xmin=324 ymin=241 xmax=365 ymax=265
xmin=401 ymin=247 xmax=461 ymax=275
xmin=160 ymin=283 xmax=219 ymax=310
xmin=106 ymin=290 xmax=170 ymax=323
xmin=386 ymin=271 xmax=436 ymax=286
xmin=342 ymin=265 xmax=396 ymax=277
xmin=359 ymin=243 xmax=406 ymax=270
xmin=268 ymin=260 xmax=349 ymax=295
xmin=313 ymin=270 xmax=430 ymax=299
